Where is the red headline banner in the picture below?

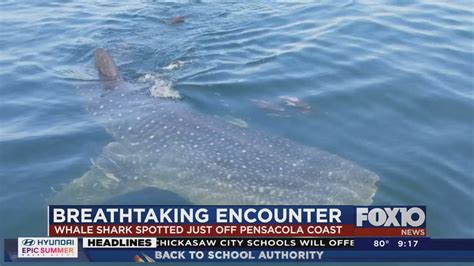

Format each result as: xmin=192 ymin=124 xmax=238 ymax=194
xmin=49 ymin=224 xmax=426 ymax=237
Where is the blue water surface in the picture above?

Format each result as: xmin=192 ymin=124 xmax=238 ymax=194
xmin=0 ymin=1 xmax=473 ymax=265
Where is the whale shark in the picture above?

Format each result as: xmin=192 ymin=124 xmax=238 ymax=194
xmin=53 ymin=48 xmax=378 ymax=205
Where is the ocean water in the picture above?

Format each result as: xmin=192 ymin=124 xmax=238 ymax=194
xmin=0 ymin=0 xmax=473 ymax=265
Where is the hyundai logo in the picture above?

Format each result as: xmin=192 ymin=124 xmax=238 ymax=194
xmin=22 ymin=239 xmax=35 ymax=246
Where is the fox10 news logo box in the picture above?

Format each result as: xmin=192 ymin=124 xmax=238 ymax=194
xmin=17 ymin=237 xmax=78 ymax=258
xmin=355 ymin=206 xmax=426 ymax=236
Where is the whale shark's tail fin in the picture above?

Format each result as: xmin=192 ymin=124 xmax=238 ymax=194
xmin=95 ymin=48 xmax=121 ymax=81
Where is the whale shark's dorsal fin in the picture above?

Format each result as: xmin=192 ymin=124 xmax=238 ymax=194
xmin=95 ymin=48 xmax=121 ymax=82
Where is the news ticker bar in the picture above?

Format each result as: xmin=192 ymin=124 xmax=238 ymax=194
xmin=82 ymin=237 xmax=423 ymax=249
xmin=5 ymin=238 xmax=474 ymax=262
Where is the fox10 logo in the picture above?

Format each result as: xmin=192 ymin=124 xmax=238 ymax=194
xmin=356 ymin=207 xmax=426 ymax=227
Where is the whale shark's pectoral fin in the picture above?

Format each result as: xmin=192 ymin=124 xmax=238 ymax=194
xmin=49 ymin=142 xmax=145 ymax=204
xmin=91 ymin=142 xmax=137 ymax=182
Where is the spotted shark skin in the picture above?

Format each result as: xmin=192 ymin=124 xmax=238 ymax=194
xmin=53 ymin=49 xmax=378 ymax=205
